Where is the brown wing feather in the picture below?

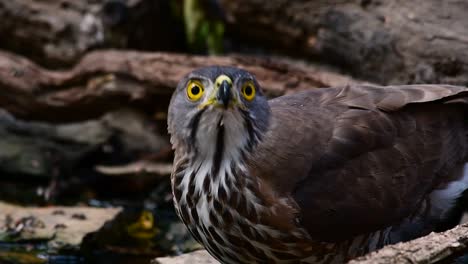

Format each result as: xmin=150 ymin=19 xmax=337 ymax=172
xmin=250 ymin=84 xmax=468 ymax=242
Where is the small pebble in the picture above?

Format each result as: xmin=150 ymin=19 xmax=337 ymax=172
xmin=54 ymin=223 xmax=67 ymax=229
xmin=71 ymin=213 xmax=87 ymax=220
xmin=52 ymin=210 xmax=65 ymax=215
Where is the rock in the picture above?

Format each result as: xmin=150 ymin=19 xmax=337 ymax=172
xmin=153 ymin=250 xmax=218 ymax=264
xmin=102 ymin=108 xmax=168 ymax=155
xmin=0 ymin=109 xmax=110 ymax=178
xmin=0 ymin=108 xmax=168 ymax=181
xmin=0 ymin=202 xmax=121 ymax=250
xmin=158 ymin=222 xmax=202 ymax=255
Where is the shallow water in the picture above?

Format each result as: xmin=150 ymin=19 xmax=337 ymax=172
xmin=0 ymin=181 xmax=199 ymax=264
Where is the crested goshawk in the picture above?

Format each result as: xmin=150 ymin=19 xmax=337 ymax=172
xmin=168 ymin=66 xmax=468 ymax=263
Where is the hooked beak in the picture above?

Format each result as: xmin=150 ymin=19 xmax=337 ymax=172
xmin=217 ymin=80 xmax=231 ymax=108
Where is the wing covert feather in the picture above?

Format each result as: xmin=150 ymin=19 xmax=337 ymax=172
xmin=250 ymin=84 xmax=468 ymax=242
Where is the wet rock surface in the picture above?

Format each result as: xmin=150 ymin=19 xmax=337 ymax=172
xmin=153 ymin=250 xmax=218 ymax=264
xmin=0 ymin=202 xmax=121 ymax=250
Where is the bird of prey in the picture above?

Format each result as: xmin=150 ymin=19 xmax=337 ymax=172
xmin=168 ymin=66 xmax=468 ymax=263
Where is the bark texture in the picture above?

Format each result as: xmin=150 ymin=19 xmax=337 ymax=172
xmin=349 ymin=223 xmax=468 ymax=264
xmin=220 ymin=0 xmax=468 ymax=85
xmin=0 ymin=50 xmax=362 ymax=122
xmin=5 ymin=0 xmax=468 ymax=85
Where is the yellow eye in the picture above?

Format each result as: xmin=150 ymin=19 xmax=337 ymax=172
xmin=186 ymin=80 xmax=204 ymax=101
xmin=241 ymin=81 xmax=256 ymax=101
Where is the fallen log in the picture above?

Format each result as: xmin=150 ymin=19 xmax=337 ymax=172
xmin=349 ymin=223 xmax=468 ymax=264
xmin=4 ymin=0 xmax=468 ymax=94
xmin=0 ymin=0 xmax=186 ymax=67
xmin=0 ymin=50 xmax=363 ymax=122
xmin=220 ymin=0 xmax=468 ymax=85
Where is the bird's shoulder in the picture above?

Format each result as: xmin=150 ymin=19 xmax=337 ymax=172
xmin=268 ymin=83 xmax=468 ymax=112
xmin=261 ymin=84 xmax=468 ymax=173
xmin=255 ymin=84 xmax=467 ymax=188
xmin=249 ymin=84 xmax=468 ymax=241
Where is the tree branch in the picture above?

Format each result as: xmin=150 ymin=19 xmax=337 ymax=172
xmin=349 ymin=223 xmax=468 ymax=264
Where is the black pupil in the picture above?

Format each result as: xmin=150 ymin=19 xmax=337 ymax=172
xmin=245 ymin=86 xmax=253 ymax=96
xmin=191 ymin=85 xmax=200 ymax=95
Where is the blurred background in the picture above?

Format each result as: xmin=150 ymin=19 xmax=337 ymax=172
xmin=1 ymin=0 xmax=468 ymax=263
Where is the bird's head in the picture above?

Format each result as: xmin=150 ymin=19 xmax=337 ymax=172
xmin=168 ymin=66 xmax=270 ymax=161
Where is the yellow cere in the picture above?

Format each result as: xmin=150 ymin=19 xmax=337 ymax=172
xmin=187 ymin=80 xmax=205 ymax=101
xmin=215 ymin=74 xmax=233 ymax=88
xmin=241 ymin=81 xmax=256 ymax=101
